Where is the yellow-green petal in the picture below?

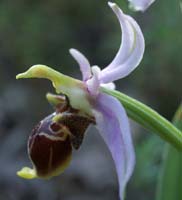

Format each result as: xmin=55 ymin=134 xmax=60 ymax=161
xmin=17 ymin=167 xmax=37 ymax=179
xmin=16 ymin=65 xmax=92 ymax=115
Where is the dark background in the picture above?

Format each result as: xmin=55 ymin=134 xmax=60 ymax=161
xmin=0 ymin=0 xmax=181 ymax=199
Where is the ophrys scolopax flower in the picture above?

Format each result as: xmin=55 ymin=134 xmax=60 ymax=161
xmin=16 ymin=2 xmax=145 ymax=199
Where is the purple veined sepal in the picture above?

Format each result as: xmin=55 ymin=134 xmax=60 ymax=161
xmin=92 ymin=92 xmax=135 ymax=200
xmin=18 ymin=94 xmax=95 ymax=179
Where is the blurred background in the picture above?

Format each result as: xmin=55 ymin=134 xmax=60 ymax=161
xmin=0 ymin=0 xmax=181 ymax=199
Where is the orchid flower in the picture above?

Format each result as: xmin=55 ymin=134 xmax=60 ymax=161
xmin=16 ymin=2 xmax=144 ymax=200
xmin=128 ymin=0 xmax=155 ymax=11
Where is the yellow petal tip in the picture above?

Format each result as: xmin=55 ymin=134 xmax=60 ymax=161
xmin=16 ymin=65 xmax=50 ymax=80
xmin=17 ymin=167 xmax=37 ymax=179
xmin=16 ymin=73 xmax=26 ymax=79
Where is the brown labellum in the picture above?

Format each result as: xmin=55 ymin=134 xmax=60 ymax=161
xmin=28 ymin=94 xmax=95 ymax=178
xmin=28 ymin=114 xmax=72 ymax=178
xmin=58 ymin=113 xmax=95 ymax=149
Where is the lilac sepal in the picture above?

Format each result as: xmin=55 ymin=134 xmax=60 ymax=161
xmin=92 ymin=92 xmax=135 ymax=200
xmin=104 ymin=2 xmax=135 ymax=70
xmin=69 ymin=48 xmax=91 ymax=81
xmin=128 ymin=0 xmax=155 ymax=11
xmin=99 ymin=2 xmax=145 ymax=84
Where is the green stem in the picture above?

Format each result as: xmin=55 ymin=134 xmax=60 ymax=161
xmin=101 ymin=87 xmax=182 ymax=150
xmin=156 ymin=103 xmax=182 ymax=200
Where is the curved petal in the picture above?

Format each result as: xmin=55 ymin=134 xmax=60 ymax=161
xmin=99 ymin=2 xmax=145 ymax=83
xmin=128 ymin=0 xmax=155 ymax=11
xmin=105 ymin=2 xmax=135 ymax=70
xmin=86 ymin=66 xmax=101 ymax=96
xmin=92 ymin=93 xmax=135 ymax=199
xmin=69 ymin=48 xmax=91 ymax=81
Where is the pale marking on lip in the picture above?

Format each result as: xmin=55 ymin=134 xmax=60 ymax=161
xmin=39 ymin=132 xmax=68 ymax=141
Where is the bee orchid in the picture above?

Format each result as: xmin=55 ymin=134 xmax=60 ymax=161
xmin=16 ymin=2 xmax=144 ymax=199
xmin=128 ymin=0 xmax=155 ymax=11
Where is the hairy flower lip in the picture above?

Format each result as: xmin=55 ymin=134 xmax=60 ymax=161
xmin=27 ymin=96 xmax=95 ymax=179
